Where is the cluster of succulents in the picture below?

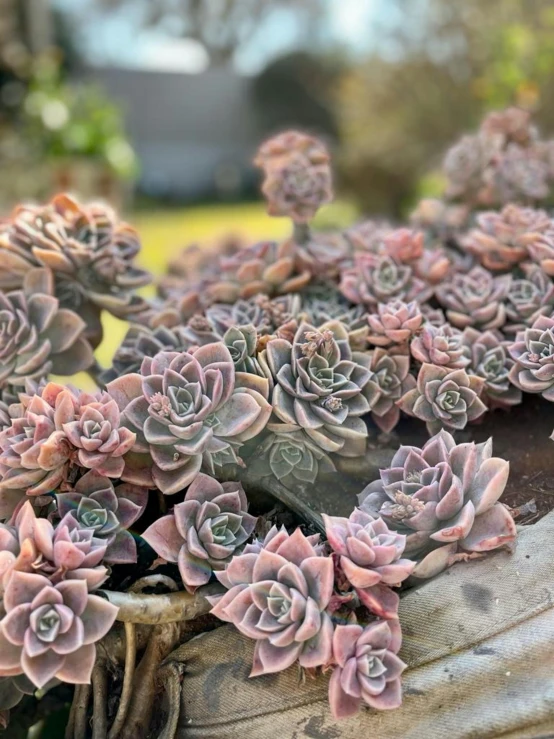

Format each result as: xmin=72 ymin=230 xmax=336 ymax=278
xmin=2 ymin=109 xmax=553 ymax=729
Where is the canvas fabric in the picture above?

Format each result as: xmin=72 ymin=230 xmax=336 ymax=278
xmin=175 ymin=511 xmax=554 ymax=739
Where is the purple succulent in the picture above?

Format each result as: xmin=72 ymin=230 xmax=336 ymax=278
xmin=210 ymin=528 xmax=334 ymax=676
xmin=328 ymin=621 xmax=406 ymax=719
xmin=461 ymin=328 xmax=521 ymax=409
xmin=295 ymin=232 xmax=352 ymax=279
xmin=107 ymin=346 xmax=271 ymax=494
xmin=436 ymin=266 xmax=510 ymax=330
xmin=527 ymin=231 xmax=554 ymax=277
xmin=410 ymin=323 xmax=469 ymax=370
xmin=508 ymin=314 xmax=554 ymax=400
xmin=397 ymin=363 xmax=487 ymax=434
xmin=367 ymin=300 xmax=423 ymax=348
xmin=254 ymin=131 xmax=333 ymax=223
xmin=358 ymin=430 xmax=516 ymax=577
xmin=142 ymin=473 xmax=256 ymax=592
xmin=258 ymin=422 xmax=336 ymax=484
xmin=368 ymin=349 xmax=415 ymax=433
xmin=340 ymin=254 xmax=433 ymax=310
xmin=504 ymin=263 xmax=554 ymax=334
xmin=263 ymin=321 xmax=379 ymax=456
xmin=55 ymin=470 xmax=148 ymax=565
xmin=443 ymin=134 xmax=485 ymax=202
xmin=323 ymin=509 xmax=414 ymax=620
xmin=0 ymin=571 xmax=117 ymax=688
xmin=0 ymin=268 xmax=93 ymax=388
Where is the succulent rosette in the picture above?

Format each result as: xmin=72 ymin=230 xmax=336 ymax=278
xmin=443 ymin=134 xmax=485 ymax=202
xmin=0 ymin=268 xmax=93 ymax=388
xmin=368 ymin=349 xmax=415 ymax=433
xmin=367 ymin=300 xmax=423 ymax=348
xmin=508 ymin=314 xmax=554 ymax=400
xmin=143 ymin=473 xmax=255 ymax=593
xmin=328 ymin=621 xmax=406 ymax=719
xmin=55 ymin=470 xmax=148 ymax=565
xmin=304 ymin=295 xmax=369 ymax=351
xmin=397 ymin=363 xmax=487 ymax=434
xmin=222 ymin=325 xmax=266 ymax=382
xmin=463 ymin=205 xmax=551 ymax=271
xmin=358 ymin=430 xmax=516 ymax=577
xmin=526 ymin=231 xmax=554 ymax=276
xmin=461 ymin=328 xmax=521 ymax=409
xmin=62 ymin=393 xmax=136 ymax=478
xmin=257 ymin=422 xmax=336 ymax=484
xmin=0 ymin=571 xmax=117 ymax=688
xmin=0 ymin=382 xmax=80 ymax=496
xmin=0 ymin=194 xmax=150 ymax=345
xmin=295 ymin=232 xmax=352 ymax=279
xmin=436 ymin=266 xmax=509 ymax=330
xmin=263 ymin=321 xmax=379 ymax=456
xmin=205 ymin=240 xmax=311 ymax=304
xmin=323 ymin=509 xmax=414 ymax=619
xmin=107 ymin=345 xmax=271 ymax=494
xmin=210 ymin=528 xmax=334 ymax=675
xmin=340 ymin=254 xmax=433 ymax=309
xmin=410 ymin=323 xmax=469 ymax=369
xmin=0 ymin=501 xmax=108 ymax=592
xmin=254 ymin=131 xmax=333 ymax=223
xmin=504 ymin=263 xmax=554 ymax=334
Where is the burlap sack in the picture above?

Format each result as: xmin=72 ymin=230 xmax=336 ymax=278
xmin=173 ymin=510 xmax=554 ymax=739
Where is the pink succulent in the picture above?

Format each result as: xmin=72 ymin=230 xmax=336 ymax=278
xmin=410 ymin=323 xmax=469 ymax=369
xmin=368 ymin=349 xmax=416 ymax=434
xmin=328 ymin=621 xmax=406 ymax=719
xmin=381 ymin=229 xmax=424 ymax=264
xmin=0 ymin=571 xmax=117 ymax=688
xmin=142 ymin=473 xmax=256 ymax=592
xmin=323 ymin=510 xmax=414 ymax=620
xmin=0 ymin=501 xmax=108 ymax=592
xmin=62 ymin=394 xmax=136 ymax=478
xmin=210 ymin=528 xmax=334 ymax=676
xmin=367 ymin=300 xmax=423 ymax=348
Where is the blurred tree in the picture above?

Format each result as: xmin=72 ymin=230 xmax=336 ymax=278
xmin=98 ymin=0 xmax=325 ymax=67
xmin=336 ymin=0 xmax=554 ymax=217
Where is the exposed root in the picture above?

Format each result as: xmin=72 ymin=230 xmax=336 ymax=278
xmin=108 ymin=622 xmax=137 ymax=739
xmin=99 ymin=584 xmax=222 ymax=624
xmin=128 ymin=575 xmax=179 ymax=594
xmin=73 ymin=682 xmax=92 ymax=739
xmin=157 ymin=660 xmax=186 ymax=739
xmin=92 ymin=662 xmax=108 ymax=739
xmin=118 ymin=622 xmax=180 ymax=739
xmin=65 ymin=686 xmax=79 ymax=739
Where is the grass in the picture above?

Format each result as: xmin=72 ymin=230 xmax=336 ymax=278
xmin=66 ymin=199 xmax=358 ymax=390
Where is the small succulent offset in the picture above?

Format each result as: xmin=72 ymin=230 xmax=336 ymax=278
xmin=55 ymin=470 xmax=148 ymax=565
xmin=410 ymin=323 xmax=469 ymax=370
xmin=461 ymin=328 xmax=522 ymax=409
xmin=367 ymin=300 xmax=423 ymax=348
xmin=210 ymin=528 xmax=334 ymax=676
xmin=254 ymin=131 xmax=333 ymax=223
xmin=397 ymin=363 xmax=487 ymax=434
xmin=463 ymin=205 xmax=551 ymax=271
xmin=358 ymin=430 xmax=516 ymax=577
xmin=107 ymin=346 xmax=271 ymax=494
xmin=323 ymin=509 xmax=414 ymax=620
xmin=142 ymin=474 xmax=256 ymax=592
xmin=263 ymin=321 xmax=379 ymax=456
xmin=367 ymin=349 xmax=415 ymax=434
xmin=508 ymin=314 xmax=554 ymax=401
xmin=0 ymin=268 xmax=93 ymax=388
xmin=340 ymin=254 xmax=433 ymax=310
xmin=0 ymin=571 xmax=117 ymax=688
xmin=328 ymin=622 xmax=406 ymax=719
xmin=436 ymin=266 xmax=509 ymax=330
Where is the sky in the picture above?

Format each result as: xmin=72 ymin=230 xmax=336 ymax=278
xmin=52 ymin=0 xmax=382 ymax=74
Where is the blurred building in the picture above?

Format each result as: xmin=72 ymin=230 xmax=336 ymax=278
xmin=89 ymin=66 xmax=262 ymax=201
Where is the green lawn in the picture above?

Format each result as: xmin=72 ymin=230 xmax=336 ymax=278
xmin=67 ymin=200 xmax=357 ymax=390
